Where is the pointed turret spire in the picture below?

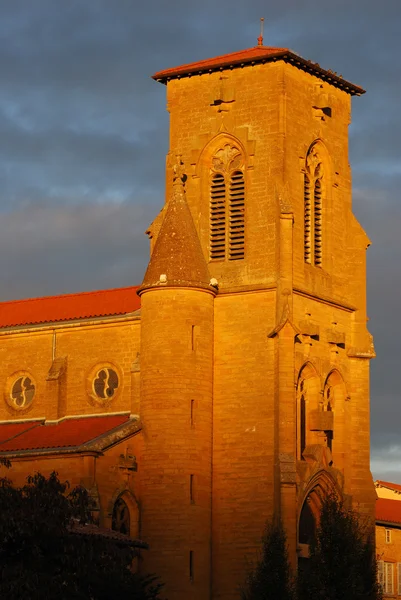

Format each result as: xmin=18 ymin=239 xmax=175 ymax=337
xmin=138 ymin=156 xmax=214 ymax=295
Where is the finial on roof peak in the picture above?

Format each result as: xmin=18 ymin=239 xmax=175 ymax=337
xmin=257 ymin=17 xmax=264 ymax=46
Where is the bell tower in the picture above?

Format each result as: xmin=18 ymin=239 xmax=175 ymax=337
xmin=141 ymin=42 xmax=376 ymax=599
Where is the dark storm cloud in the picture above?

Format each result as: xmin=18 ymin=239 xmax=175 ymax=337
xmin=0 ymin=200 xmax=154 ymax=299
xmin=0 ymin=113 xmax=165 ymax=205
xmin=0 ymin=0 xmax=399 ymax=478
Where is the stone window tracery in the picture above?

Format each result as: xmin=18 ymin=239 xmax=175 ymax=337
xmin=304 ymin=145 xmax=324 ymax=267
xmin=87 ymin=363 xmax=122 ymax=406
xmin=210 ymin=144 xmax=245 ymax=261
xmin=93 ymin=367 xmax=119 ymax=400
xmin=112 ymin=497 xmax=130 ymax=536
xmin=7 ymin=373 xmax=36 ymax=410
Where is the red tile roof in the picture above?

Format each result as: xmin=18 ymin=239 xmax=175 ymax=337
xmin=0 ymin=414 xmax=131 ymax=452
xmin=0 ymin=421 xmax=42 ymax=443
xmin=376 ymin=480 xmax=401 ymax=493
xmin=0 ymin=286 xmax=141 ymax=329
xmin=376 ymin=498 xmax=401 ymax=524
xmin=152 ymin=45 xmax=365 ymax=96
xmin=153 ymin=46 xmax=286 ymax=79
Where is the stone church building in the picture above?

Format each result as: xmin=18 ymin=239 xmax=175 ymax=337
xmin=0 ymin=41 xmax=376 ymax=599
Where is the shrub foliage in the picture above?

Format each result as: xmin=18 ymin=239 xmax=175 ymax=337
xmin=241 ymin=517 xmax=295 ymax=600
xmin=298 ymin=493 xmax=382 ymax=600
xmin=0 ymin=469 xmax=164 ymax=600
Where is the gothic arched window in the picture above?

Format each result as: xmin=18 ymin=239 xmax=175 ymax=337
xmin=297 ymin=364 xmax=321 ymax=460
xmin=322 ymin=371 xmax=347 ymax=465
xmin=112 ymin=498 xmax=130 ymax=536
xmin=300 ymin=380 xmax=306 ymax=459
xmin=304 ymin=145 xmax=324 ymax=267
xmin=210 ymin=144 xmax=245 ymax=261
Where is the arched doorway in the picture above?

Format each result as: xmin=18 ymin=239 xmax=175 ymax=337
xmin=298 ymin=472 xmax=342 ymax=569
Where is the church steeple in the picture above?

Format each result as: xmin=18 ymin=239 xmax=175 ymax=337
xmin=138 ymin=157 xmax=213 ymax=295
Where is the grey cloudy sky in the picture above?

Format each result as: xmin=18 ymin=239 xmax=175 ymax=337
xmin=0 ymin=0 xmax=399 ymax=480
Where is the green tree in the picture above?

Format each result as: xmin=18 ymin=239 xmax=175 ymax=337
xmin=241 ymin=517 xmax=295 ymax=600
xmin=0 ymin=471 xmax=164 ymax=600
xmin=298 ymin=493 xmax=382 ymax=600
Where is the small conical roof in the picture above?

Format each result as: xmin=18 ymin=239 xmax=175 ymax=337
xmin=138 ymin=164 xmax=213 ymax=295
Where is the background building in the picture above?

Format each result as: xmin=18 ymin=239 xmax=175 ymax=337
xmin=0 ymin=42 xmax=376 ymax=600
xmin=376 ymin=480 xmax=401 ymax=597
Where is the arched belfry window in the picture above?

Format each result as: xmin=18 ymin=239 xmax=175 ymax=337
xmin=304 ymin=145 xmax=325 ymax=267
xmin=210 ymin=144 xmax=245 ymax=261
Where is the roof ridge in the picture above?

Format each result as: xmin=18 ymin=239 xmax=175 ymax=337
xmin=376 ymin=479 xmax=401 ymax=487
xmin=0 ymin=285 xmax=140 ymax=307
xmin=45 ymin=411 xmax=132 ymax=424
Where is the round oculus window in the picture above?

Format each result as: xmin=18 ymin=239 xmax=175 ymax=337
xmin=10 ymin=375 xmax=35 ymax=409
xmin=93 ymin=368 xmax=119 ymax=400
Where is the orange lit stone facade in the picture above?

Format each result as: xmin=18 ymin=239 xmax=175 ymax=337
xmin=0 ymin=47 xmax=376 ymax=599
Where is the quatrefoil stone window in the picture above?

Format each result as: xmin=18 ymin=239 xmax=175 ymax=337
xmin=93 ymin=367 xmax=119 ymax=400
xmin=6 ymin=373 xmax=36 ymax=411
xmin=87 ymin=363 xmax=122 ymax=406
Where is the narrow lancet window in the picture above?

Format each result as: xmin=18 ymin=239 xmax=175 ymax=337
xmin=304 ymin=144 xmax=325 ymax=267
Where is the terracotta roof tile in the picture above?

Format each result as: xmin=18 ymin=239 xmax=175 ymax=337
xmin=0 ymin=421 xmax=42 ymax=444
xmin=0 ymin=286 xmax=141 ymax=329
xmin=152 ymin=45 xmax=365 ymax=96
xmin=153 ymin=46 xmax=287 ymax=79
xmin=376 ymin=480 xmax=401 ymax=493
xmin=0 ymin=414 xmax=130 ymax=452
xmin=376 ymin=498 xmax=401 ymax=524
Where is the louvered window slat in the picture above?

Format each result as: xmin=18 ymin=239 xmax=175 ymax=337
xmin=210 ymin=167 xmax=245 ymax=262
xmin=378 ymin=560 xmax=384 ymax=591
xmin=397 ymin=562 xmax=401 ymax=595
xmin=304 ymin=175 xmax=312 ymax=263
xmin=385 ymin=562 xmax=394 ymax=595
xmin=304 ymin=158 xmax=324 ymax=268
xmin=314 ymin=179 xmax=322 ymax=266
xmin=378 ymin=561 xmax=395 ymax=595
xmin=229 ymin=170 xmax=245 ymax=260
xmin=210 ymin=173 xmax=226 ymax=260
